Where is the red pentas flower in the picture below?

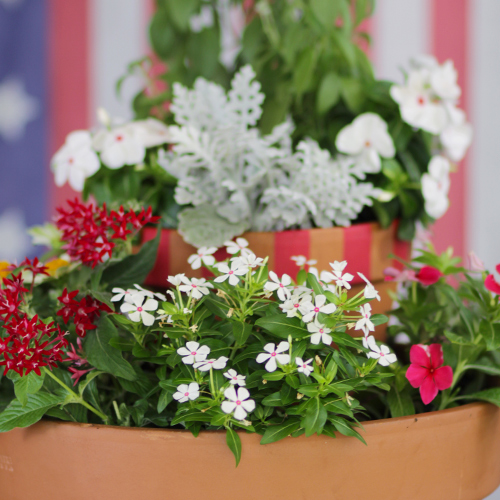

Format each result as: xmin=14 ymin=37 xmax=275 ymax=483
xmin=55 ymin=199 xmax=160 ymax=269
xmin=0 ymin=275 xmax=68 ymax=376
xmin=485 ymin=264 xmax=500 ymax=295
xmin=415 ymin=266 xmax=443 ymax=286
xmin=56 ymin=288 xmax=112 ymax=338
xmin=406 ymin=344 xmax=453 ymax=405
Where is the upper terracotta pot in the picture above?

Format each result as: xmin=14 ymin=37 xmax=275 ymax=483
xmin=0 ymin=402 xmax=499 ymax=500
xmin=142 ymin=221 xmax=410 ymax=286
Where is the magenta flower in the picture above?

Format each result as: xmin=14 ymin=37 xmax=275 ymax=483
xmin=406 ymin=344 xmax=453 ymax=405
xmin=415 ymin=266 xmax=443 ymax=286
xmin=485 ymin=264 xmax=500 ymax=295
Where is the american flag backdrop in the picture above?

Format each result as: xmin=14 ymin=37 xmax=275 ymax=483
xmin=0 ymin=0 xmax=499 ymax=266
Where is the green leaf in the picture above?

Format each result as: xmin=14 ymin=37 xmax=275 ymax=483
xmin=444 ymin=331 xmax=475 ymax=346
xmin=329 ymin=415 xmax=366 ymax=444
xmin=85 ymin=315 xmax=137 ymax=381
xmin=226 ymin=428 xmax=242 ymax=467
xmin=262 ymin=392 xmax=283 ymax=407
xmin=387 ymin=387 xmax=415 ymax=418
xmin=0 ymin=393 xmax=66 ymax=432
xmin=480 ymin=321 xmax=500 ymax=351
xmin=316 ymin=72 xmax=341 ymax=114
xmin=157 ymin=389 xmax=174 ymax=413
xmin=260 ymin=419 xmax=301 ymax=444
xmin=301 ymin=397 xmax=327 ymax=437
xmin=14 ymin=371 xmax=45 ymax=407
xmin=256 ymin=315 xmax=308 ymax=340
xmin=102 ymin=228 xmax=160 ymax=289
xmin=340 ymin=77 xmax=364 ymax=112
xmin=232 ymin=321 xmax=253 ymax=346
xmin=293 ymin=47 xmax=318 ymax=95
xmin=464 ymin=364 xmax=500 ymax=377
xmin=458 ymin=388 xmax=500 ymax=407
xmin=165 ymin=0 xmax=198 ymax=31
xmin=310 ymin=0 xmax=338 ymax=28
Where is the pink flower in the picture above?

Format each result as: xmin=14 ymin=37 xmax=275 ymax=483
xmin=383 ymin=266 xmax=417 ymax=283
xmin=415 ymin=266 xmax=443 ymax=286
xmin=467 ymin=251 xmax=485 ymax=272
xmin=485 ymin=264 xmax=500 ymax=295
xmin=406 ymin=344 xmax=453 ymax=405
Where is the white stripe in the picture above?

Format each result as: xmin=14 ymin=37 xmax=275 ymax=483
xmin=89 ymin=0 xmax=148 ymax=124
xmin=468 ymin=0 xmax=500 ymax=272
xmin=372 ymin=0 xmax=431 ymax=81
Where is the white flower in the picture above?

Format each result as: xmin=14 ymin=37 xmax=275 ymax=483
xmin=295 ymin=357 xmax=313 ymax=376
xmin=214 ymin=261 xmax=248 ymax=286
xmin=429 ymin=60 xmax=461 ymax=101
xmin=330 ymin=260 xmax=348 ymax=274
xmin=319 ymin=270 xmax=334 ymax=284
xmin=224 ymin=369 xmax=246 ymax=386
xmin=440 ymin=106 xmax=472 ymax=162
xmin=194 ymin=356 xmax=229 ymax=371
xmin=51 ymin=130 xmax=100 ymax=191
xmin=132 ymin=118 xmax=171 ymax=148
xmin=355 ymin=303 xmax=375 ymax=336
xmin=279 ymin=294 xmax=310 ymax=317
xmin=111 ymin=287 xmax=135 ymax=303
xmin=264 ymin=271 xmax=292 ymax=301
xmin=168 ymin=274 xmax=185 ymax=286
xmin=221 ymin=386 xmax=255 ymax=421
xmin=336 ymin=113 xmax=395 ymax=176
xmin=190 ymin=4 xmax=214 ymax=32
xmin=302 ymin=295 xmax=337 ymax=323
xmin=256 ymin=342 xmax=290 ymax=372
xmin=326 ymin=261 xmax=354 ymax=289
xmin=120 ymin=295 xmax=158 ymax=326
xmin=232 ymin=252 xmax=264 ymax=268
xmin=291 ymin=255 xmax=317 ymax=267
xmin=179 ymin=277 xmax=213 ymax=300
xmin=177 ymin=341 xmax=211 ymax=365
xmin=187 ymin=246 xmax=217 ymax=270
xmin=358 ymin=273 xmax=381 ymax=301
xmin=92 ymin=123 xmax=145 ymax=169
xmin=366 ymin=336 xmax=397 ymax=366
xmin=307 ymin=319 xmax=333 ymax=345
xmin=173 ymin=382 xmax=200 ymax=403
xmin=421 ymin=156 xmax=451 ymax=219
xmin=224 ymin=237 xmax=251 ymax=256
xmin=390 ymin=69 xmax=448 ymax=134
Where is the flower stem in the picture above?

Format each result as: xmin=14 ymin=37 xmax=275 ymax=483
xmin=42 ymin=367 xmax=109 ymax=423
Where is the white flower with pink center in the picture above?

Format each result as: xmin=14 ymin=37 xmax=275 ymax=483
xmin=173 ymin=382 xmax=200 ymax=403
xmin=168 ymin=273 xmax=186 ymax=287
xmin=355 ymin=303 xmax=375 ymax=336
xmin=366 ymin=336 xmax=397 ymax=367
xmin=221 ymin=387 xmax=256 ymax=421
xmin=179 ymin=276 xmax=213 ymax=300
xmin=358 ymin=272 xmax=381 ymax=301
xmin=214 ymin=261 xmax=248 ymax=286
xmin=224 ymin=237 xmax=252 ymax=256
xmin=194 ymin=356 xmax=229 ymax=372
xmin=325 ymin=260 xmax=354 ymax=289
xmin=256 ymin=342 xmax=290 ymax=372
xmin=307 ymin=319 xmax=333 ymax=345
xmin=302 ymin=295 xmax=337 ymax=323
xmin=232 ymin=252 xmax=264 ymax=269
xmin=224 ymin=369 xmax=246 ymax=386
xmin=291 ymin=255 xmax=317 ymax=267
xmin=187 ymin=246 xmax=217 ymax=270
xmin=295 ymin=357 xmax=313 ymax=377
xmin=279 ymin=294 xmax=310 ymax=318
xmin=177 ymin=341 xmax=211 ymax=365
xmin=111 ymin=287 xmax=135 ymax=303
xmin=264 ymin=271 xmax=292 ymax=301
xmin=119 ymin=295 xmax=158 ymax=326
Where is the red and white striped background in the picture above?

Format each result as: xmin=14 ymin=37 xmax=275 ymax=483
xmin=48 ymin=0 xmax=500 ymax=274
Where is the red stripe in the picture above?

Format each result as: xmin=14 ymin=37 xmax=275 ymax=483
xmin=47 ymin=0 xmax=89 ymax=218
xmin=343 ymin=224 xmax=371 ymax=284
xmin=274 ymin=230 xmax=310 ymax=278
xmin=431 ymin=0 xmax=469 ymax=257
xmin=143 ymin=227 xmax=169 ymax=285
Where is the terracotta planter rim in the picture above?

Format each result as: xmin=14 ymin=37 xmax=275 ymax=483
xmin=35 ymin=401 xmax=491 ymax=436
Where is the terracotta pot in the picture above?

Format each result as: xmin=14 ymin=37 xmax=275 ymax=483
xmin=0 ymin=403 xmax=499 ymax=499
xmin=141 ymin=222 xmax=410 ymax=338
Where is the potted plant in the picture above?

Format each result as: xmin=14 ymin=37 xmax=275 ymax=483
xmin=0 ymin=200 xmax=499 ymax=500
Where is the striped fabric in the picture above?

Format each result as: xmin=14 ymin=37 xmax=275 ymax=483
xmin=1 ymin=0 xmax=499 ymax=271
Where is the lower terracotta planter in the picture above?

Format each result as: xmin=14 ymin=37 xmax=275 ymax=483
xmin=1 ymin=403 xmax=499 ymax=500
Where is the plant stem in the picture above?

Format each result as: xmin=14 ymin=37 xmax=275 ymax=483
xmin=43 ymin=367 xmax=108 ymax=423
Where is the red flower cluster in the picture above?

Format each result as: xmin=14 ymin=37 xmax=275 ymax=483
xmin=64 ymin=337 xmax=94 ymax=386
xmin=57 ymin=288 xmax=112 ymax=338
xmin=0 ymin=274 xmax=68 ymax=376
xmin=55 ymin=199 xmax=160 ymax=268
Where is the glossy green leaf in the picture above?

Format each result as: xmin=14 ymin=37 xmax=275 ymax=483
xmin=226 ymin=427 xmax=242 ymax=467
xmin=260 ymin=419 xmax=301 ymax=444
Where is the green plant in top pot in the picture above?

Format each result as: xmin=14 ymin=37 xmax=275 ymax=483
xmin=50 ymin=1 xmax=472 ymax=246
